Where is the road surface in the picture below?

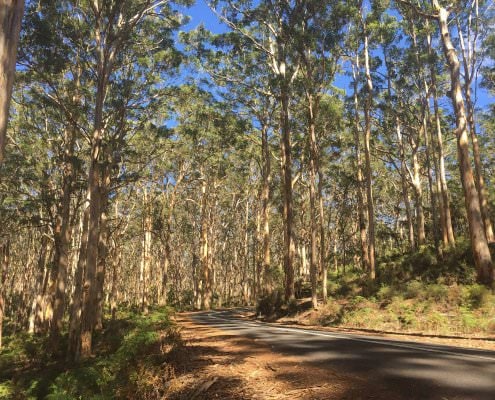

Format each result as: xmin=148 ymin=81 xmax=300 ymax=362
xmin=190 ymin=310 xmax=495 ymax=400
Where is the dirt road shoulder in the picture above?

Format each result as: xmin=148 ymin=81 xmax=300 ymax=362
xmin=167 ymin=312 xmax=404 ymax=400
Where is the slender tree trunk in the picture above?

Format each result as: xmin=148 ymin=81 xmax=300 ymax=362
xmin=0 ymin=240 xmax=10 ymax=348
xmin=318 ymin=171 xmax=327 ymax=302
xmin=50 ymin=126 xmax=76 ymax=339
xmin=435 ymin=5 xmax=493 ymax=285
xmin=160 ymin=168 xmax=184 ymax=306
xmin=200 ymin=178 xmax=212 ymax=309
xmin=352 ymin=60 xmax=371 ymax=270
xmin=422 ymin=115 xmax=440 ymax=249
xmin=363 ymin=30 xmax=376 ymax=280
xmin=456 ymin=15 xmax=494 ymax=243
xmin=68 ymin=199 xmax=89 ymax=359
xmin=0 ymin=0 xmax=24 ymax=162
xmin=95 ymin=203 xmax=108 ymax=329
xmin=79 ymin=127 xmax=103 ymax=359
xmin=140 ymin=187 xmax=152 ymax=314
xmin=261 ymin=124 xmax=271 ymax=294
xmin=464 ymin=83 xmax=494 ymax=243
xmin=411 ymin=24 xmax=439 ymax=249
xmin=243 ymin=198 xmax=250 ymax=305
xmin=280 ymin=81 xmax=295 ymax=300
xmin=410 ymin=135 xmax=426 ymax=247
xmin=109 ymin=240 xmax=120 ymax=320
xmin=396 ymin=117 xmax=416 ymax=250
xmin=29 ymin=231 xmax=50 ymax=333
xmin=427 ymin=32 xmax=455 ymax=246
xmin=307 ymin=94 xmax=319 ymax=309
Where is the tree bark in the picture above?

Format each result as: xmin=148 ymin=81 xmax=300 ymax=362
xmin=280 ymin=81 xmax=295 ymax=300
xmin=0 ymin=0 xmax=24 ymax=162
xmin=363 ymin=29 xmax=376 ymax=280
xmin=28 ymin=231 xmax=50 ymax=334
xmin=95 ymin=203 xmax=109 ymax=329
xmin=396 ymin=117 xmax=416 ymax=250
xmin=0 ymin=239 xmax=9 ymax=348
xmin=352 ymin=59 xmax=371 ymax=269
xmin=200 ymin=178 xmax=212 ymax=309
xmin=261 ymin=124 xmax=271 ymax=295
xmin=427 ymin=31 xmax=455 ymax=246
xmin=456 ymin=12 xmax=494 ymax=243
xmin=307 ymin=94 xmax=318 ymax=309
xmin=435 ymin=4 xmax=493 ymax=285
xmin=318 ymin=171 xmax=327 ymax=302
xmin=140 ymin=186 xmax=152 ymax=313
xmin=68 ymin=198 xmax=89 ymax=359
xmin=50 ymin=125 xmax=76 ymax=339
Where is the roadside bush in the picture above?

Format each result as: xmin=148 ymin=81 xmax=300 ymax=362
xmin=256 ymin=289 xmax=284 ymax=318
xmin=424 ymin=284 xmax=449 ymax=303
xmin=404 ymin=280 xmax=424 ymax=299
xmin=315 ymin=300 xmax=342 ymax=326
xmin=461 ymin=284 xmax=492 ymax=309
xmin=487 ymin=319 xmax=495 ymax=334
xmin=287 ymin=298 xmax=299 ymax=315
xmin=377 ymin=285 xmax=396 ymax=302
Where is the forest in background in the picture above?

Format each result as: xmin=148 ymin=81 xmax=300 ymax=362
xmin=1 ymin=0 xmax=495 ymax=379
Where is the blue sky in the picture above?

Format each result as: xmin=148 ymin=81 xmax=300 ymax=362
xmin=183 ymin=0 xmax=228 ymax=33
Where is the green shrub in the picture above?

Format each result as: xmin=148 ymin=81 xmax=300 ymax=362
xmin=424 ymin=284 xmax=448 ymax=303
xmin=404 ymin=280 xmax=424 ymax=299
xmin=0 ymin=383 xmax=13 ymax=400
xmin=326 ymin=280 xmax=341 ymax=296
xmin=376 ymin=285 xmax=396 ymax=302
xmin=377 ymin=239 xmax=477 ymax=285
xmin=316 ymin=300 xmax=342 ymax=326
xmin=424 ymin=311 xmax=449 ymax=332
xmin=460 ymin=308 xmax=479 ymax=332
xmin=287 ymin=298 xmax=299 ymax=315
xmin=461 ymin=284 xmax=492 ymax=309
xmin=256 ymin=289 xmax=284 ymax=317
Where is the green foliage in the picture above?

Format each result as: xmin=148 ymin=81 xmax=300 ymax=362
xmin=0 ymin=382 xmax=13 ymax=400
xmin=378 ymin=240 xmax=477 ymax=285
xmin=256 ymin=290 xmax=285 ymax=318
xmin=0 ymin=308 xmax=182 ymax=400
xmin=317 ymin=242 xmax=495 ymax=335
xmin=313 ymin=299 xmax=343 ymax=326
xmin=461 ymin=284 xmax=492 ymax=309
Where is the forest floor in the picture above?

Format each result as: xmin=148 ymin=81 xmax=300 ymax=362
xmin=167 ymin=312 xmax=405 ymax=400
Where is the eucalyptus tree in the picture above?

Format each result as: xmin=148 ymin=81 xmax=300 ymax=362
xmin=208 ymin=0 xmax=305 ymax=300
xmin=184 ymin=24 xmax=279 ymax=296
xmin=397 ymin=0 xmax=493 ymax=285
xmin=0 ymin=0 xmax=24 ymax=162
xmin=345 ymin=0 xmax=388 ymax=279
xmin=455 ymin=0 xmax=494 ymax=243
xmin=168 ymin=84 xmax=250 ymax=309
xmin=17 ymin=0 xmax=195 ymax=360
xmin=292 ymin=0 xmax=348 ymax=307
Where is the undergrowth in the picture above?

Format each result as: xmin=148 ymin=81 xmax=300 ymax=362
xmin=259 ymin=240 xmax=495 ymax=336
xmin=0 ymin=307 xmax=187 ymax=400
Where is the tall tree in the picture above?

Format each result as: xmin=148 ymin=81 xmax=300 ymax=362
xmin=0 ymin=0 xmax=24 ymax=162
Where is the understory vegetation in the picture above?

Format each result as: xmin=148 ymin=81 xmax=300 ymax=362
xmin=259 ymin=241 xmax=495 ymax=336
xmin=0 ymin=308 xmax=186 ymax=400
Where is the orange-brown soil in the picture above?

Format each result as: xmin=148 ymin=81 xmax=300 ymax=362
xmin=165 ymin=313 xmax=404 ymax=400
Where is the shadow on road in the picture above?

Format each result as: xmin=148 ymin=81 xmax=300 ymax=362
xmin=187 ymin=310 xmax=495 ymax=400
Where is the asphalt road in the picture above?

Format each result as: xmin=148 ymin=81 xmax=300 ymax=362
xmin=190 ymin=310 xmax=495 ymax=400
